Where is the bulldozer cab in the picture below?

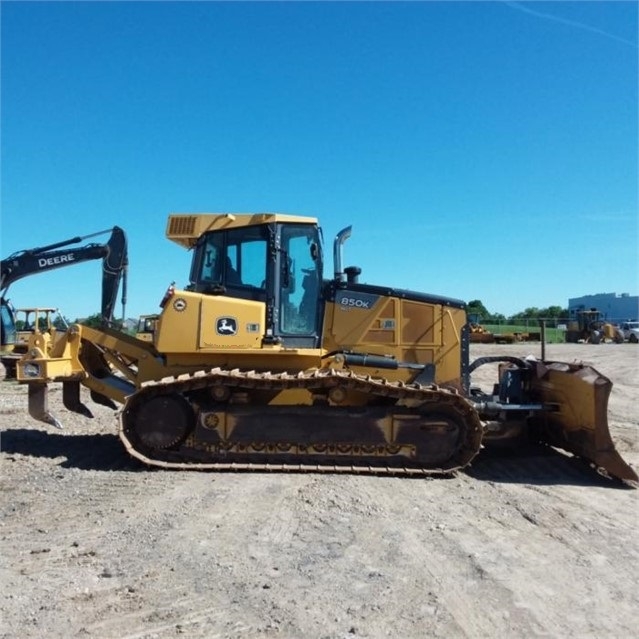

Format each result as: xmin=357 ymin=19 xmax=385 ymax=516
xmin=168 ymin=214 xmax=324 ymax=349
xmin=0 ymin=302 xmax=58 ymax=353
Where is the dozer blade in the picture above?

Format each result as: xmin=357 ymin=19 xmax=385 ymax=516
xmin=28 ymin=383 xmax=63 ymax=430
xmin=529 ymin=361 xmax=637 ymax=486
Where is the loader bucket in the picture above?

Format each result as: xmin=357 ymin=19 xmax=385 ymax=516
xmin=528 ymin=361 xmax=637 ymax=486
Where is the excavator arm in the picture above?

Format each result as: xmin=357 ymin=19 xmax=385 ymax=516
xmin=1 ymin=227 xmax=128 ymax=351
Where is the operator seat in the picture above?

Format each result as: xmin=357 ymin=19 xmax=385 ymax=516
xmin=225 ymin=257 xmax=242 ymax=286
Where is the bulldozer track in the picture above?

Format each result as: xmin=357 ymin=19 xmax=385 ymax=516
xmin=119 ymin=367 xmax=484 ymax=475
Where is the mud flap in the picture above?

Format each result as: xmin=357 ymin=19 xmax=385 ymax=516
xmin=28 ymin=383 xmax=63 ymax=430
xmin=529 ymin=361 xmax=638 ymax=485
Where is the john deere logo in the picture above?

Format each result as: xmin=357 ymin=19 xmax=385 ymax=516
xmin=216 ymin=317 xmax=238 ymax=335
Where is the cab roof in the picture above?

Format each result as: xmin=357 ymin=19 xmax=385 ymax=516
xmin=166 ymin=213 xmax=318 ymax=249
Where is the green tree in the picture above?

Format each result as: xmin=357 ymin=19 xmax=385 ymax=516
xmin=539 ymin=305 xmax=568 ymax=319
xmin=78 ymin=313 xmax=125 ymax=330
xmin=509 ymin=307 xmax=540 ymax=322
xmin=52 ymin=315 xmax=70 ymax=330
xmin=78 ymin=313 xmax=103 ymax=328
xmin=509 ymin=305 xmax=569 ymax=321
xmin=467 ymin=299 xmax=491 ymax=321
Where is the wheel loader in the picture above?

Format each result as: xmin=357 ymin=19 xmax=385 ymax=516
xmin=15 ymin=213 xmax=637 ymax=485
xmin=565 ymin=309 xmax=624 ymax=344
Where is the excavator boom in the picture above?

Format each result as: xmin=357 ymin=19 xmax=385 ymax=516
xmin=1 ymin=227 xmax=128 ymax=379
xmin=1 ymin=226 xmax=127 ymax=328
xmin=1 ymin=226 xmax=127 ymax=322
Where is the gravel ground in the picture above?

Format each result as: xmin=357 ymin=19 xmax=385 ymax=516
xmin=1 ymin=343 xmax=637 ymax=639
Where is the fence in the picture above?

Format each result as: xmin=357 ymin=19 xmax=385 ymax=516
xmin=479 ymin=316 xmax=632 ymax=344
xmin=479 ymin=318 xmax=568 ymax=343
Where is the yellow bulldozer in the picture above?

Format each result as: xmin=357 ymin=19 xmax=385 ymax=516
xmin=1 ymin=307 xmax=64 ymax=379
xmin=12 ymin=213 xmax=637 ymax=485
xmin=135 ymin=314 xmax=159 ymax=342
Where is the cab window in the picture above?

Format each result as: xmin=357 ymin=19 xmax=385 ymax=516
xmin=280 ymin=225 xmax=321 ymax=335
xmin=196 ymin=235 xmax=223 ymax=283
xmin=193 ymin=226 xmax=268 ymax=292
xmin=226 ymin=227 xmax=267 ymax=289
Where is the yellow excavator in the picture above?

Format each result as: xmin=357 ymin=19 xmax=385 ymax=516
xmin=13 ymin=213 xmax=637 ymax=485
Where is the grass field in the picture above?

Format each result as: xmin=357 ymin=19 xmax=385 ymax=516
xmin=482 ymin=324 xmax=565 ymax=343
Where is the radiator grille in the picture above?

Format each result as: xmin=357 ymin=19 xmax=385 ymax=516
xmin=168 ymin=216 xmax=197 ymax=236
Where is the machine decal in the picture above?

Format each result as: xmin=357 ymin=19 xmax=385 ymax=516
xmin=336 ymin=291 xmax=380 ymax=310
xmin=216 ymin=317 xmax=238 ymax=335
xmin=173 ymin=298 xmax=187 ymax=312
xmin=246 ymin=323 xmax=260 ymax=333
xmin=38 ymin=253 xmax=76 ymax=268
xmin=381 ymin=319 xmax=395 ymax=329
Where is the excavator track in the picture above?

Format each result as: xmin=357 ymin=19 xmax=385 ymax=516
xmin=119 ymin=367 xmax=484 ymax=475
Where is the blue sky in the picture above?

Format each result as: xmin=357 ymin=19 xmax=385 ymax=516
xmin=2 ymin=0 xmax=637 ymax=322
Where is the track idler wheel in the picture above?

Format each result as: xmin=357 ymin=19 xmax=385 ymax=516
xmin=395 ymin=404 xmax=480 ymax=468
xmin=129 ymin=393 xmax=194 ymax=450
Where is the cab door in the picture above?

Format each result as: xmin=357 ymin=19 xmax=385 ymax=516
xmin=275 ymin=224 xmax=323 ymax=348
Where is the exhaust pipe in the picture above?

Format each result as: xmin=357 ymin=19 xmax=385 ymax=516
xmin=333 ymin=226 xmax=352 ymax=283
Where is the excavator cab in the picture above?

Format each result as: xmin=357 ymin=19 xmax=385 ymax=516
xmin=0 ymin=297 xmax=18 ymax=352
